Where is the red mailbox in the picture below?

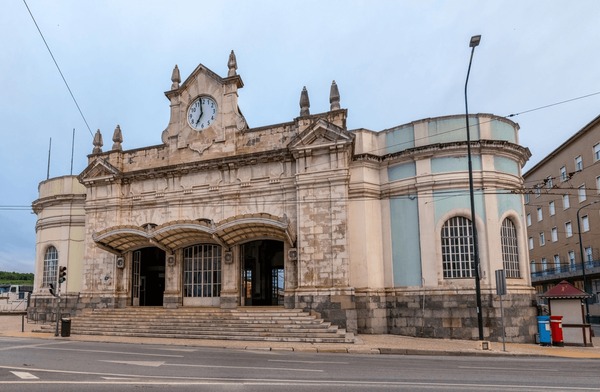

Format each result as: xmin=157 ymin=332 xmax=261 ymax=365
xmin=550 ymin=315 xmax=564 ymax=346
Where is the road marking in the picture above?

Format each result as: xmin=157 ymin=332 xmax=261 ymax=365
xmin=268 ymin=359 xmax=349 ymax=365
xmin=10 ymin=371 xmax=38 ymax=380
xmin=35 ymin=347 xmax=183 ymax=358
xmin=100 ymin=360 xmax=165 ymax=367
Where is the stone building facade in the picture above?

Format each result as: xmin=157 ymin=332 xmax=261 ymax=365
xmin=30 ymin=52 xmax=538 ymax=341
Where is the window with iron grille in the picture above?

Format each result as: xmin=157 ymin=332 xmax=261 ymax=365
xmin=501 ymin=218 xmax=520 ymax=278
xmin=183 ymin=244 xmax=222 ymax=298
xmin=441 ymin=216 xmax=474 ymax=278
xmin=42 ymin=246 xmax=58 ymax=287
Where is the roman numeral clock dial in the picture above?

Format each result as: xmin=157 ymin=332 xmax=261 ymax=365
xmin=187 ymin=96 xmax=217 ymax=131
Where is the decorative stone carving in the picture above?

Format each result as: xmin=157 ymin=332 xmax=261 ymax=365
xmin=227 ymin=50 xmax=237 ymax=77
xmin=299 ymin=86 xmax=310 ymax=116
xmin=112 ymin=125 xmax=123 ymax=151
xmin=171 ymin=65 xmax=180 ymax=89
xmin=92 ymin=129 xmax=103 ymax=154
xmin=329 ymin=80 xmax=340 ymax=111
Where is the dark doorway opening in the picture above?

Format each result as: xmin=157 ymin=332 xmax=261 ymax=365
xmin=241 ymin=240 xmax=284 ymax=306
xmin=132 ymin=247 xmax=165 ymax=306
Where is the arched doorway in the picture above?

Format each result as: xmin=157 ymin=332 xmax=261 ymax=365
xmin=241 ymin=240 xmax=284 ymax=306
xmin=132 ymin=247 xmax=165 ymax=306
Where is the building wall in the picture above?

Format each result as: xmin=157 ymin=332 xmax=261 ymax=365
xmin=31 ymin=59 xmax=538 ymax=341
xmin=524 ymin=115 xmax=600 ymax=320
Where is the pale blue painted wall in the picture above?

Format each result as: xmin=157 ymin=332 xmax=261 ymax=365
xmin=428 ymin=117 xmax=480 ymax=144
xmin=433 ymin=189 xmax=486 ymax=223
xmin=489 ymin=120 xmax=517 ymax=143
xmin=384 ymin=125 xmax=414 ymax=155
xmin=497 ymin=193 xmax=523 ymax=219
xmin=431 ymin=156 xmax=481 ymax=173
xmin=494 ymin=156 xmax=519 ymax=176
xmin=390 ymin=196 xmax=422 ymax=286
xmin=388 ymin=162 xmax=416 ymax=181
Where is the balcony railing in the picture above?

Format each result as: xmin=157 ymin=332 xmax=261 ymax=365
xmin=531 ymin=259 xmax=600 ymax=278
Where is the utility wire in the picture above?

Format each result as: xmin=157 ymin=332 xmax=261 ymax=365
xmin=22 ymin=0 xmax=94 ymax=138
xmin=506 ymin=91 xmax=600 ymax=118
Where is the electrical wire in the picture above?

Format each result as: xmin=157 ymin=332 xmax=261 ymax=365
xmin=22 ymin=0 xmax=94 ymax=138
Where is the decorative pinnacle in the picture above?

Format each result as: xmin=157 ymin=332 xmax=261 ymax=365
xmin=299 ymin=86 xmax=310 ymax=116
xmin=171 ymin=65 xmax=181 ymax=89
xmin=329 ymin=80 xmax=340 ymax=111
xmin=92 ymin=129 xmax=103 ymax=154
xmin=228 ymin=50 xmax=238 ymax=77
xmin=112 ymin=124 xmax=123 ymax=151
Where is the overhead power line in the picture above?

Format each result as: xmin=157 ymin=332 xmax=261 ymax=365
xmin=506 ymin=91 xmax=600 ymax=118
xmin=22 ymin=0 xmax=94 ymax=138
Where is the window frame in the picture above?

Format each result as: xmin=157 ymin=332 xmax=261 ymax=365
xmin=441 ymin=216 xmax=474 ymax=279
xmin=575 ymin=155 xmax=583 ymax=171
xmin=42 ymin=246 xmax=58 ymax=288
xmin=549 ymin=201 xmax=555 ymax=216
xmin=500 ymin=218 xmax=521 ymax=278
xmin=578 ymin=184 xmax=587 ymax=202
xmin=565 ymin=221 xmax=573 ymax=237
xmin=551 ymin=227 xmax=558 ymax=242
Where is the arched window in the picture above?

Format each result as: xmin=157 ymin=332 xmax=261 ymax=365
xmin=183 ymin=244 xmax=222 ymax=298
xmin=42 ymin=246 xmax=58 ymax=287
xmin=501 ymin=218 xmax=521 ymax=278
xmin=441 ymin=216 xmax=474 ymax=278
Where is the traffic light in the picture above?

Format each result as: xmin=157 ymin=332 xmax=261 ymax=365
xmin=48 ymin=283 xmax=56 ymax=297
xmin=58 ymin=266 xmax=67 ymax=284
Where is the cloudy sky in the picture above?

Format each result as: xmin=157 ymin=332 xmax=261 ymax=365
xmin=1 ymin=0 xmax=600 ymax=273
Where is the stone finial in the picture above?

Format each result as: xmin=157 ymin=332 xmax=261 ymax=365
xmin=92 ymin=129 xmax=103 ymax=154
xmin=112 ymin=124 xmax=123 ymax=151
xmin=228 ymin=50 xmax=238 ymax=77
xmin=171 ymin=65 xmax=181 ymax=89
xmin=299 ymin=86 xmax=310 ymax=116
xmin=329 ymin=80 xmax=340 ymax=111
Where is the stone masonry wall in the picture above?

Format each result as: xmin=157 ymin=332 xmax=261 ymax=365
xmin=385 ymin=291 xmax=538 ymax=342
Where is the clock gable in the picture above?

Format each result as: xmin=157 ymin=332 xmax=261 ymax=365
xmin=162 ymin=51 xmax=247 ymax=155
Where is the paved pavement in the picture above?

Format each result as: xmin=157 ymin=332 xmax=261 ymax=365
xmin=1 ymin=313 xmax=599 ymax=359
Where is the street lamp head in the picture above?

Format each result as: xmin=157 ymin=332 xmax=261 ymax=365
xmin=469 ymin=35 xmax=481 ymax=48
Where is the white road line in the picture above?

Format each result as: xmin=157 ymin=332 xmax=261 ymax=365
xmin=10 ymin=371 xmax=38 ymax=380
xmin=163 ymin=362 xmax=324 ymax=373
xmin=100 ymin=360 xmax=165 ymax=367
xmin=35 ymin=346 xmax=183 ymax=358
xmin=268 ymin=359 xmax=350 ymax=365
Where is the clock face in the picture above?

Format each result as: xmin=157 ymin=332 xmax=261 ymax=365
xmin=187 ymin=96 xmax=217 ymax=130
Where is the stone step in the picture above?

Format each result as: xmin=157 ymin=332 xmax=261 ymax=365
xmin=67 ymin=307 xmax=354 ymax=344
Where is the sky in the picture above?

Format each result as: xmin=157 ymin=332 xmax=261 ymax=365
xmin=1 ymin=0 xmax=600 ymax=273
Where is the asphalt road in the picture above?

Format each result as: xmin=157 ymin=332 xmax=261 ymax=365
xmin=0 ymin=337 xmax=599 ymax=391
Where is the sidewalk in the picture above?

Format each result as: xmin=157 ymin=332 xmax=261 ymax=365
xmin=2 ymin=314 xmax=599 ymax=359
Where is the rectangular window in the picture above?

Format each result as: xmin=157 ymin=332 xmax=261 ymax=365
xmin=546 ymin=176 xmax=553 ymax=189
xmin=597 ymin=176 xmax=600 ymax=193
xmin=528 ymin=236 xmax=534 ymax=250
xmin=530 ymin=259 xmax=536 ymax=273
xmin=539 ymin=232 xmax=545 ymax=246
xmin=554 ymin=254 xmax=561 ymax=269
xmin=585 ymin=246 xmax=593 ymax=263
xmin=524 ymin=193 xmax=530 ymax=204
xmin=575 ymin=155 xmax=583 ymax=171
xmin=560 ymin=166 xmax=568 ymax=181
xmin=578 ymin=184 xmax=587 ymax=202
xmin=537 ymin=207 xmax=543 ymax=221
xmin=565 ymin=221 xmax=573 ymax=237
xmin=551 ymin=227 xmax=558 ymax=242
xmin=534 ymin=185 xmax=541 ymax=197
xmin=594 ymin=143 xmax=600 ymax=161
xmin=526 ymin=213 xmax=531 ymax=226
xmin=563 ymin=194 xmax=570 ymax=209
xmin=541 ymin=257 xmax=547 ymax=271
xmin=549 ymin=201 xmax=555 ymax=216
xmin=568 ymin=251 xmax=576 ymax=270
xmin=582 ymin=215 xmax=590 ymax=232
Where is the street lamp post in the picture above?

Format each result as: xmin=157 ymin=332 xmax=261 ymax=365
xmin=576 ymin=200 xmax=599 ymax=323
xmin=464 ymin=34 xmax=484 ymax=341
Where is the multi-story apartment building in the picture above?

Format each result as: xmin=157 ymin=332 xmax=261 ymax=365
xmin=524 ymin=114 xmax=600 ymax=322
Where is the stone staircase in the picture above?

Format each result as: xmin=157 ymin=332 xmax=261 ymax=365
xmin=67 ymin=307 xmax=355 ymax=343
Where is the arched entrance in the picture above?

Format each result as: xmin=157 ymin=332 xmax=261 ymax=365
xmin=132 ymin=247 xmax=165 ymax=306
xmin=241 ymin=240 xmax=284 ymax=306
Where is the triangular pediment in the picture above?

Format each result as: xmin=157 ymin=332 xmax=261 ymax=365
xmin=78 ymin=158 xmax=121 ymax=184
xmin=288 ymin=118 xmax=354 ymax=151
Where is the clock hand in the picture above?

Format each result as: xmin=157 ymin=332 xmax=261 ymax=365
xmin=196 ymin=104 xmax=203 ymax=125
